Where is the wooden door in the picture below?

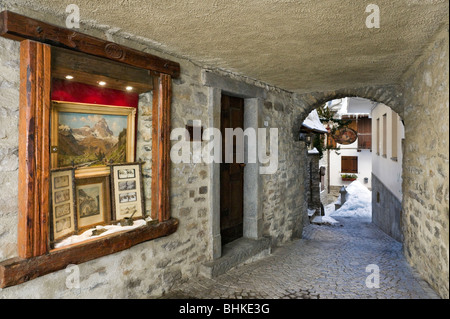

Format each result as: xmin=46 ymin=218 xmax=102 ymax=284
xmin=220 ymin=94 xmax=244 ymax=245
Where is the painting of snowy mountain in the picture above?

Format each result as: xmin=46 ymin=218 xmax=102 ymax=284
xmin=57 ymin=112 xmax=128 ymax=168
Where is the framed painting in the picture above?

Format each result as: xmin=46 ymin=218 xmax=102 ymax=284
xmin=110 ymin=162 xmax=145 ymax=221
xmin=50 ymin=168 xmax=77 ymax=243
xmin=75 ymin=175 xmax=111 ymax=231
xmin=51 ymin=101 xmax=136 ymax=178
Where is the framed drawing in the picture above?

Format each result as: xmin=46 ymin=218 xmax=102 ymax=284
xmin=75 ymin=175 xmax=111 ymax=231
xmin=50 ymin=101 xmax=136 ymax=178
xmin=50 ymin=168 xmax=77 ymax=243
xmin=110 ymin=162 xmax=145 ymax=221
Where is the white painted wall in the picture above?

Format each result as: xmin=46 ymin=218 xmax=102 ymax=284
xmin=329 ymin=147 xmax=372 ymax=188
xmin=371 ymin=103 xmax=404 ymax=200
xmin=346 ymin=97 xmax=373 ymax=115
xmin=327 ymin=97 xmax=375 ymax=189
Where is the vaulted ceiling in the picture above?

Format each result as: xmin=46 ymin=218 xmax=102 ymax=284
xmin=6 ymin=0 xmax=449 ymax=93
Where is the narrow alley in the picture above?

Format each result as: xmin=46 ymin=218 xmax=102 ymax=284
xmin=163 ymin=216 xmax=439 ymax=299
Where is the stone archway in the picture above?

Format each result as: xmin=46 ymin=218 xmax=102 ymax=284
xmin=292 ymin=85 xmax=404 ymax=141
xmin=292 ymin=85 xmax=406 ymax=237
xmin=287 ymin=27 xmax=448 ymax=299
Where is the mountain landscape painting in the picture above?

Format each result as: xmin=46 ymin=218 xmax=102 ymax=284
xmin=57 ymin=112 xmax=128 ymax=168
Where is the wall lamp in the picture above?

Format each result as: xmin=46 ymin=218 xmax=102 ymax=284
xmin=299 ymin=132 xmax=312 ymax=145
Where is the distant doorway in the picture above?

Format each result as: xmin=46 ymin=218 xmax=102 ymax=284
xmin=220 ymin=94 xmax=244 ymax=245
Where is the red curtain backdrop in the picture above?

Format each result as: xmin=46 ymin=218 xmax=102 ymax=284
xmin=51 ymin=78 xmax=140 ymax=160
xmin=51 ymin=78 xmax=139 ymax=107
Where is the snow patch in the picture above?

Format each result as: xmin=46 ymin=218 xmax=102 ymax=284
xmin=308 ymin=147 xmax=319 ymax=154
xmin=59 ymin=124 xmax=70 ymax=130
xmin=302 ymin=109 xmax=328 ymax=133
xmin=311 ymin=215 xmax=340 ymax=225
xmin=72 ymin=133 xmax=87 ymax=141
xmin=330 ymin=180 xmax=372 ymax=218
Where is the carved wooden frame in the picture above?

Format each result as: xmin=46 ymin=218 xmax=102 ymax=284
xmin=0 ymin=11 xmax=177 ymax=288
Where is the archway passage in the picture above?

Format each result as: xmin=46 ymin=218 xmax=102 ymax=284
xmin=292 ymin=62 xmax=448 ymax=298
xmin=292 ymin=86 xmax=404 ymax=141
xmin=302 ymin=96 xmax=404 ymax=242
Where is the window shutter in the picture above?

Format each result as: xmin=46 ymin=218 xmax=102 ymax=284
xmin=357 ymin=118 xmax=372 ymax=149
xmin=341 ymin=156 xmax=358 ymax=173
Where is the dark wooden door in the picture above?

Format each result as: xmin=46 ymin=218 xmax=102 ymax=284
xmin=220 ymin=94 xmax=244 ymax=246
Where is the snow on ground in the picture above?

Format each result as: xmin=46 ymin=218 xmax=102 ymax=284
xmin=313 ymin=181 xmax=372 ymax=225
xmin=330 ymin=180 xmax=372 ymax=218
xmin=311 ymin=214 xmax=340 ymax=225
xmin=311 ymin=203 xmax=340 ymax=225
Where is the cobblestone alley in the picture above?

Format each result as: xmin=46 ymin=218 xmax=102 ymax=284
xmin=163 ymin=216 xmax=439 ymax=299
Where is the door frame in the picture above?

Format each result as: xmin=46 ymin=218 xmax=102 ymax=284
xmin=203 ymin=71 xmax=266 ymax=260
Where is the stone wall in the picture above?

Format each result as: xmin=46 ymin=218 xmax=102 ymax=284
xmin=0 ymin=36 xmax=20 ymax=261
xmin=260 ymin=91 xmax=306 ymax=244
xmin=372 ymin=173 xmax=403 ymax=242
xmin=400 ymin=27 xmax=449 ymax=299
xmin=136 ymin=91 xmax=153 ymax=216
xmin=306 ymin=152 xmax=322 ymax=215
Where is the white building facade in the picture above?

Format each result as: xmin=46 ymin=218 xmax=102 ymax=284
xmin=325 ymin=98 xmax=374 ymax=190
xmin=371 ymin=103 xmax=405 ymax=241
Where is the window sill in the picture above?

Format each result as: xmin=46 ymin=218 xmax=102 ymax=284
xmin=0 ymin=218 xmax=178 ymax=288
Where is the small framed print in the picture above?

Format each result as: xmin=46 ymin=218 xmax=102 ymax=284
xmin=50 ymin=168 xmax=76 ymax=243
xmin=110 ymin=163 xmax=145 ymax=221
xmin=75 ymin=175 xmax=111 ymax=231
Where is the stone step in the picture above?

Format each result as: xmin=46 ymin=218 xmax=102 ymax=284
xmin=199 ymin=237 xmax=271 ymax=279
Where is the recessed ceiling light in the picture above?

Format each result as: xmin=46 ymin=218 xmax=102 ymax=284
xmin=98 ymin=81 xmax=106 ymax=86
xmin=126 ymin=86 xmax=133 ymax=91
xmin=65 ymin=75 xmax=74 ymax=80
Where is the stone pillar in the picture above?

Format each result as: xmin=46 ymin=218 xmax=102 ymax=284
xmin=307 ymin=153 xmax=322 ymax=215
xmin=243 ymin=98 xmax=263 ymax=239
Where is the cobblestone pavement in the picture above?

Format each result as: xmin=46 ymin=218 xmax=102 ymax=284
xmin=163 ymin=217 xmax=440 ymax=299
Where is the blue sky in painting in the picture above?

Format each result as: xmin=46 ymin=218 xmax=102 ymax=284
xmin=59 ymin=112 xmax=127 ymax=136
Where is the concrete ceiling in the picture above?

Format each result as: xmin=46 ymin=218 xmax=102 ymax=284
xmin=7 ymin=0 xmax=449 ymax=93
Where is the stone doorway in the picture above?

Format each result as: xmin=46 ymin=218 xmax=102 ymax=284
xmin=201 ymin=71 xmax=270 ymax=277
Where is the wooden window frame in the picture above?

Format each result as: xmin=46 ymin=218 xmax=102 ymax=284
xmin=376 ymin=118 xmax=380 ymax=155
xmin=382 ymin=113 xmax=387 ymax=158
xmin=357 ymin=117 xmax=372 ymax=150
xmin=391 ymin=111 xmax=398 ymax=161
xmin=0 ymin=11 xmax=179 ymax=288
